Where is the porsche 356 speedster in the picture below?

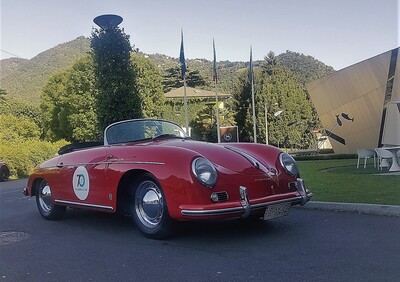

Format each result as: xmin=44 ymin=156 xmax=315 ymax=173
xmin=24 ymin=119 xmax=312 ymax=238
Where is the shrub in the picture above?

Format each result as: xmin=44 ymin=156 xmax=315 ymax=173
xmin=0 ymin=139 xmax=68 ymax=179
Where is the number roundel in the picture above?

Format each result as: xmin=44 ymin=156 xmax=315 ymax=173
xmin=72 ymin=166 xmax=90 ymax=200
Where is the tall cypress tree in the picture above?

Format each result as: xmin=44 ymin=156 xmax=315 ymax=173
xmin=91 ymin=26 xmax=142 ymax=130
xmin=233 ymin=69 xmax=254 ymax=142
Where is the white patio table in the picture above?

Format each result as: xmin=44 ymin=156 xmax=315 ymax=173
xmin=383 ymin=146 xmax=400 ymax=172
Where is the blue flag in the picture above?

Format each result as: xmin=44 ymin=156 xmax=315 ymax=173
xmin=213 ymin=39 xmax=217 ymax=82
xmin=180 ymin=30 xmax=187 ymax=77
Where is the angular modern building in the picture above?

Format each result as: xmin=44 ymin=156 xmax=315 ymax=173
xmin=307 ymin=47 xmax=400 ymax=154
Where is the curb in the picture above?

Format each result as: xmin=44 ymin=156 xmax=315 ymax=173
xmin=296 ymin=201 xmax=400 ymax=217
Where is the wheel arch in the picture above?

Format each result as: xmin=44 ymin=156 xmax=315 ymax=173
xmin=116 ymin=169 xmax=160 ymax=215
xmin=30 ymin=177 xmax=45 ymax=197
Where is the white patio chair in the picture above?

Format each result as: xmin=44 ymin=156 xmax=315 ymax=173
xmin=375 ymin=148 xmax=392 ymax=170
xmin=356 ymin=148 xmax=376 ymax=169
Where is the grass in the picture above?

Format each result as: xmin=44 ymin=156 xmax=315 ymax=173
xmin=297 ymin=159 xmax=400 ymax=206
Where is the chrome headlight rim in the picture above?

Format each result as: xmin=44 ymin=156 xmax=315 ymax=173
xmin=191 ymin=157 xmax=218 ymax=188
xmin=279 ymin=153 xmax=299 ymax=177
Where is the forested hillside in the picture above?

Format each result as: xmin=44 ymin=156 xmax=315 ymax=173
xmin=277 ymin=50 xmax=335 ymax=85
xmin=0 ymin=36 xmax=90 ymax=103
xmin=0 ymin=36 xmax=334 ymax=104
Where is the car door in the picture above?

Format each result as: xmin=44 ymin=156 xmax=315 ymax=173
xmin=54 ymin=147 xmax=114 ymax=211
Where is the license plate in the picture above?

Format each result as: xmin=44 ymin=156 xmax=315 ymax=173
xmin=263 ymin=203 xmax=291 ymax=220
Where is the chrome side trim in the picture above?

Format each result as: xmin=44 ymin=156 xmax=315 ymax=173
xmin=55 ymin=200 xmax=114 ymax=211
xmin=58 ymin=161 xmax=164 ymax=167
xmin=108 ymin=161 xmax=164 ymax=165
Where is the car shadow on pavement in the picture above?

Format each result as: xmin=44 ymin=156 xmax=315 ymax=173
xmin=55 ymin=207 xmax=291 ymax=241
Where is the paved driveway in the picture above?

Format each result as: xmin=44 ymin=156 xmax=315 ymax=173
xmin=1 ymin=179 xmax=399 ymax=281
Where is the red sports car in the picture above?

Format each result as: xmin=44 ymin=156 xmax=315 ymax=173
xmin=24 ymin=119 xmax=312 ymax=238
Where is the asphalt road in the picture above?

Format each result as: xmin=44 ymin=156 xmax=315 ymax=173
xmin=1 ymin=179 xmax=399 ymax=282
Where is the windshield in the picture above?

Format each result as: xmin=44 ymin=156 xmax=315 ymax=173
xmin=104 ymin=119 xmax=187 ymax=145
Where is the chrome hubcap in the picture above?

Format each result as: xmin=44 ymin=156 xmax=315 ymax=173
xmin=135 ymin=180 xmax=163 ymax=229
xmin=39 ymin=183 xmax=53 ymax=213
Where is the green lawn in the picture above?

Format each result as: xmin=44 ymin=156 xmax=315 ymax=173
xmin=297 ymin=159 xmax=400 ymax=206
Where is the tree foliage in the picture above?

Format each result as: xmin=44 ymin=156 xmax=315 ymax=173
xmin=40 ymin=54 xmax=165 ymax=142
xmin=162 ymin=66 xmax=208 ymax=93
xmin=233 ymin=53 xmax=318 ymax=148
xmin=0 ymin=139 xmax=68 ymax=178
xmin=91 ymin=27 xmax=142 ymax=130
xmin=131 ymin=54 xmax=165 ymax=118
xmin=278 ymin=50 xmax=335 ymax=85
xmin=260 ymin=64 xmax=316 ymax=148
xmin=191 ymin=104 xmax=236 ymax=142
xmin=0 ymin=114 xmax=40 ymax=141
xmin=0 ymin=89 xmax=6 ymax=100
xmin=0 ymin=113 xmax=67 ymax=179
xmin=41 ymin=56 xmax=100 ymax=142
xmin=233 ymin=68 xmax=254 ymax=142
xmin=0 ymin=95 xmax=41 ymax=130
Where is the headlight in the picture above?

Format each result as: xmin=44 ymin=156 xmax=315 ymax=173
xmin=279 ymin=153 xmax=299 ymax=177
xmin=191 ymin=157 xmax=217 ymax=188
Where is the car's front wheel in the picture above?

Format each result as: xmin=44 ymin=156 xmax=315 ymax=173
xmin=132 ymin=174 xmax=173 ymax=239
xmin=36 ymin=180 xmax=66 ymax=220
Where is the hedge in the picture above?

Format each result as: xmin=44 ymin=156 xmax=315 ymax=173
xmin=0 ymin=139 xmax=68 ymax=179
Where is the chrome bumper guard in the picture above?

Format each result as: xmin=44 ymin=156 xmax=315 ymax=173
xmin=181 ymin=178 xmax=313 ymax=218
xmin=295 ymin=178 xmax=313 ymax=206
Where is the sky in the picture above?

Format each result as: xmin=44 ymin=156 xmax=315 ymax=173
xmin=0 ymin=0 xmax=399 ymax=70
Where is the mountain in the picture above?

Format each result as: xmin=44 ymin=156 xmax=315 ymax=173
xmin=277 ymin=50 xmax=335 ymax=85
xmin=0 ymin=36 xmax=91 ymax=103
xmin=0 ymin=36 xmax=334 ymax=104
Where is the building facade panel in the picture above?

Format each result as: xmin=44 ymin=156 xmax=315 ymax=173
xmin=307 ymin=47 xmax=399 ymax=154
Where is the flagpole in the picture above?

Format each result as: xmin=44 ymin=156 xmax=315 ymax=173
xmin=180 ymin=29 xmax=189 ymax=135
xmin=265 ymin=104 xmax=269 ymax=145
xmin=215 ymin=81 xmax=220 ymax=143
xmin=213 ymin=39 xmax=221 ymax=143
xmin=250 ymin=46 xmax=257 ymax=143
xmin=183 ymin=76 xmax=189 ymax=135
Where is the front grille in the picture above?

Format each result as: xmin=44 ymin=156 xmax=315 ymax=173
xmin=211 ymin=191 xmax=229 ymax=202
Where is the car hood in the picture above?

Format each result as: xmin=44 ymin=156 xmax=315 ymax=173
xmin=147 ymin=139 xmax=275 ymax=175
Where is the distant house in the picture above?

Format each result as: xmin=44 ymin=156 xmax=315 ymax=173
xmin=164 ymin=86 xmax=232 ymax=115
xmin=307 ymin=47 xmax=400 ymax=154
xmin=164 ymin=86 xmax=232 ymax=100
xmin=162 ymin=86 xmax=233 ymax=133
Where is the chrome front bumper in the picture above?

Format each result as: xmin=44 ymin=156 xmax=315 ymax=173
xmin=181 ymin=178 xmax=313 ymax=218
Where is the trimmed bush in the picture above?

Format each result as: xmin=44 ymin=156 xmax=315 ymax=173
xmin=0 ymin=140 xmax=68 ymax=179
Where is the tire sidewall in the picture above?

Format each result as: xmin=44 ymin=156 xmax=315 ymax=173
xmin=36 ymin=180 xmax=66 ymax=220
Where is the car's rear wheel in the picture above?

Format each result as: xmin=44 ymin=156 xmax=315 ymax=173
xmin=132 ymin=174 xmax=173 ymax=239
xmin=0 ymin=164 xmax=9 ymax=182
xmin=36 ymin=180 xmax=66 ymax=220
